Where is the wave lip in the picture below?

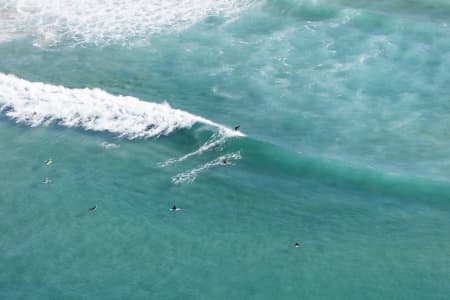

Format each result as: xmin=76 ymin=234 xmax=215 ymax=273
xmin=0 ymin=73 xmax=244 ymax=139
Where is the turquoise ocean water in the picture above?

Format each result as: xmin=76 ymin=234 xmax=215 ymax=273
xmin=0 ymin=0 xmax=449 ymax=299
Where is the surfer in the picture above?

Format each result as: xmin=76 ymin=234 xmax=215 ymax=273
xmin=222 ymin=159 xmax=228 ymax=165
xmin=88 ymin=205 xmax=97 ymax=212
xmin=170 ymin=204 xmax=181 ymax=211
xmin=42 ymin=177 xmax=50 ymax=184
xmin=44 ymin=159 xmax=53 ymax=166
xmin=295 ymin=242 xmax=300 ymax=248
xmin=234 ymin=125 xmax=240 ymax=131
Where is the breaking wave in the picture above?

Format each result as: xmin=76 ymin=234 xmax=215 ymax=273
xmin=0 ymin=73 xmax=244 ymax=139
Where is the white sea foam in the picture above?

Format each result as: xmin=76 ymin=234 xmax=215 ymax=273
xmin=159 ymin=133 xmax=227 ymax=167
xmin=171 ymin=152 xmax=241 ymax=184
xmin=0 ymin=0 xmax=253 ymax=46
xmin=0 ymin=73 xmax=244 ymax=139
xmin=100 ymin=142 xmax=120 ymax=149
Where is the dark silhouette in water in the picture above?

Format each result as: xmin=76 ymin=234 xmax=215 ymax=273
xmin=89 ymin=205 xmax=97 ymax=212
xmin=170 ymin=205 xmax=177 ymax=211
xmin=234 ymin=125 xmax=240 ymax=131
xmin=295 ymin=242 xmax=300 ymax=248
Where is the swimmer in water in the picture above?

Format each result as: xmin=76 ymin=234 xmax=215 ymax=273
xmin=234 ymin=125 xmax=240 ymax=131
xmin=42 ymin=178 xmax=50 ymax=184
xmin=295 ymin=242 xmax=300 ymax=248
xmin=170 ymin=205 xmax=178 ymax=211
xmin=44 ymin=159 xmax=53 ymax=166
xmin=88 ymin=205 xmax=97 ymax=212
xmin=222 ymin=159 xmax=228 ymax=165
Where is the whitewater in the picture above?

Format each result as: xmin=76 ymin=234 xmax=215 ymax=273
xmin=0 ymin=0 xmax=254 ymax=46
xmin=0 ymin=73 xmax=243 ymax=139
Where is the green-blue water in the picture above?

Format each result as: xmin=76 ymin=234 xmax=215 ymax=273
xmin=1 ymin=0 xmax=449 ymax=299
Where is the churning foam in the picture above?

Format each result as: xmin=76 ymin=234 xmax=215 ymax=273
xmin=1 ymin=0 xmax=252 ymax=46
xmin=0 ymin=73 xmax=244 ymax=139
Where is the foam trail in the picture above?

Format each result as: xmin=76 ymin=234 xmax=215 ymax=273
xmin=0 ymin=0 xmax=253 ymax=47
xmin=172 ymin=152 xmax=242 ymax=184
xmin=0 ymin=73 xmax=244 ymax=139
xmin=159 ymin=133 xmax=227 ymax=167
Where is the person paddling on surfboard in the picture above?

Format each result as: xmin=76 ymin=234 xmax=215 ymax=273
xmin=89 ymin=205 xmax=97 ymax=212
xmin=170 ymin=205 xmax=181 ymax=211
xmin=295 ymin=242 xmax=300 ymax=248
xmin=234 ymin=125 xmax=240 ymax=131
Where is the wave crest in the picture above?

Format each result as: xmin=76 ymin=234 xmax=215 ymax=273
xmin=0 ymin=73 xmax=243 ymax=139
